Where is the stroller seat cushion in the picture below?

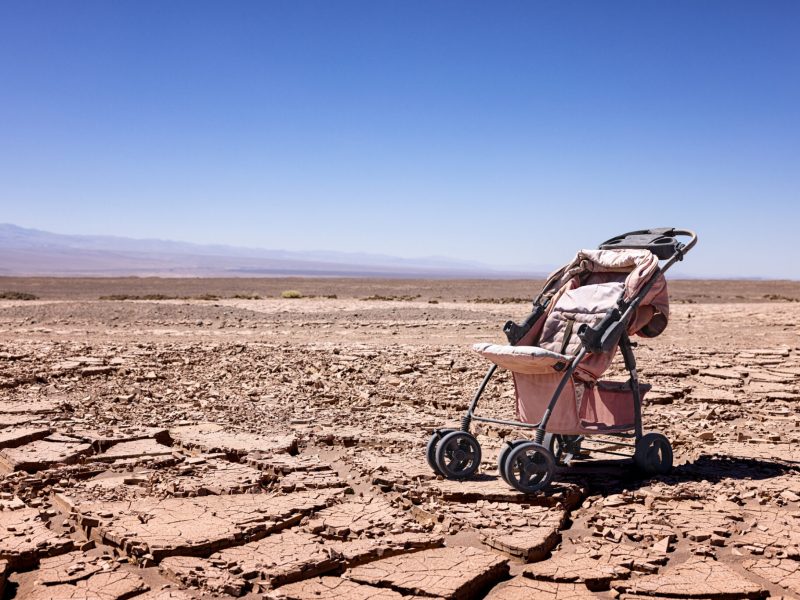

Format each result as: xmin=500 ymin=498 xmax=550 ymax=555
xmin=473 ymin=343 xmax=569 ymax=374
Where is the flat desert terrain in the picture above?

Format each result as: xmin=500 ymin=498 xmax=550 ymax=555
xmin=0 ymin=277 xmax=798 ymax=599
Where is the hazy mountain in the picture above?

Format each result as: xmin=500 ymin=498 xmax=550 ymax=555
xmin=0 ymin=224 xmax=548 ymax=278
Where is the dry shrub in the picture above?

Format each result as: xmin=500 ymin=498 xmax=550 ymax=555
xmin=0 ymin=291 xmax=38 ymax=300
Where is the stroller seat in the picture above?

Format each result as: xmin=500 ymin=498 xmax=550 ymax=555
xmin=474 ymin=280 xmax=628 ymax=374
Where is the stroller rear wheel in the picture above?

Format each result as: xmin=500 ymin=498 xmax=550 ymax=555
xmin=502 ymin=442 xmax=556 ymax=494
xmin=542 ymin=433 xmax=583 ymax=466
xmin=634 ymin=432 xmax=673 ymax=475
xmin=426 ymin=429 xmax=455 ymax=476
xmin=434 ymin=431 xmax=482 ymax=480
xmin=497 ymin=439 xmax=527 ymax=484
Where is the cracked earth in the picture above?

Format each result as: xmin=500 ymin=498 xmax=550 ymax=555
xmin=0 ymin=277 xmax=798 ymax=599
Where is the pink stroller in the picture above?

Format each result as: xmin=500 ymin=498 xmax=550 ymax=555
xmin=426 ymin=229 xmax=698 ymax=493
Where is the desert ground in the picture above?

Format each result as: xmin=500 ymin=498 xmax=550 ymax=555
xmin=0 ymin=277 xmax=798 ymax=599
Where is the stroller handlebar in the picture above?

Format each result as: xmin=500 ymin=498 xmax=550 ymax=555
xmin=599 ymin=228 xmax=698 ymax=260
xmin=670 ymin=229 xmax=698 ymax=255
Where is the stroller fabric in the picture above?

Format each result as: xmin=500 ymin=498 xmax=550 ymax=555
xmin=538 ymin=281 xmax=625 ymax=357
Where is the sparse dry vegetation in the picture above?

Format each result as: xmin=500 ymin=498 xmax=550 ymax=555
xmin=99 ymin=294 xmax=180 ymax=301
xmin=361 ymin=294 xmax=421 ymax=301
xmin=763 ymin=293 xmax=799 ymax=302
xmin=99 ymin=293 xmax=263 ymax=301
xmin=0 ymin=291 xmax=39 ymax=300
xmin=469 ymin=297 xmax=529 ymax=304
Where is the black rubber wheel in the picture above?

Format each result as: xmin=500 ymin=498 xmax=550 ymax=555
xmin=497 ymin=439 xmax=527 ymax=484
xmin=502 ymin=442 xmax=556 ymax=494
xmin=434 ymin=431 xmax=482 ymax=480
xmin=634 ymin=432 xmax=673 ymax=475
xmin=543 ymin=433 xmax=583 ymax=465
xmin=426 ymin=429 xmax=455 ymax=476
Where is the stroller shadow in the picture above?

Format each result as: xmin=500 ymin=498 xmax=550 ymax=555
xmin=559 ymin=453 xmax=799 ymax=495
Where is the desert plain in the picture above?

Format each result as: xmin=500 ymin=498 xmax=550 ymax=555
xmin=0 ymin=276 xmax=798 ymax=599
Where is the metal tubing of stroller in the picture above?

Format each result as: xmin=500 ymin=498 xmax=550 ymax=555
xmin=671 ymin=229 xmax=698 ymax=255
xmin=619 ymin=333 xmax=643 ymax=439
xmin=535 ymin=347 xmax=588 ymax=444
xmin=579 ymin=438 xmax=637 ymax=448
xmin=463 ymin=364 xmax=497 ymax=431
xmin=471 ymin=416 xmax=541 ymax=428
xmin=586 ymin=449 xmax=635 ymax=458
xmin=655 ymin=229 xmax=698 ymax=268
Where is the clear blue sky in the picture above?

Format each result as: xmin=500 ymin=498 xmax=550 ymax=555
xmin=1 ymin=1 xmax=798 ymax=278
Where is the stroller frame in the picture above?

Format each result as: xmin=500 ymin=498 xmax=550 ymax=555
xmin=427 ymin=228 xmax=698 ymax=492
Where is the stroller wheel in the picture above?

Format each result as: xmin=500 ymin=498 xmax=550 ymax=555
xmin=543 ymin=433 xmax=583 ymax=466
xmin=426 ymin=429 xmax=455 ymax=476
xmin=634 ymin=432 xmax=673 ymax=475
xmin=434 ymin=431 xmax=482 ymax=480
xmin=497 ymin=439 xmax=527 ymax=484
xmin=503 ymin=442 xmax=556 ymax=494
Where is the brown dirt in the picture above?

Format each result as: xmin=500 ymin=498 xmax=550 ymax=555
xmin=0 ymin=277 xmax=798 ymax=599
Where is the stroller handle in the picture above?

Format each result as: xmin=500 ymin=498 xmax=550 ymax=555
xmin=599 ymin=228 xmax=698 ymax=260
xmin=671 ymin=229 xmax=698 ymax=255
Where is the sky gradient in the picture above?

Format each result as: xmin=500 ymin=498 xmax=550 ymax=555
xmin=1 ymin=1 xmax=798 ymax=278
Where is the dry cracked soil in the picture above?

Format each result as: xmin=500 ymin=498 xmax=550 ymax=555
xmin=0 ymin=276 xmax=798 ymax=599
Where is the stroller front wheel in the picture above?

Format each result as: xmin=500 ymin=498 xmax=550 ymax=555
xmin=503 ymin=442 xmax=556 ymax=494
xmin=434 ymin=431 xmax=482 ymax=480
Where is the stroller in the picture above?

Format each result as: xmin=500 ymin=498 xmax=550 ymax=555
xmin=426 ymin=228 xmax=698 ymax=493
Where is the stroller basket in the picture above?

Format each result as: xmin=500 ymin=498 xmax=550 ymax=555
xmin=579 ymin=380 xmax=652 ymax=433
xmin=426 ymin=228 xmax=697 ymax=494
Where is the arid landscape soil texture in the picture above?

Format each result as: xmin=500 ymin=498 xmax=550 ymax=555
xmin=0 ymin=277 xmax=798 ymax=599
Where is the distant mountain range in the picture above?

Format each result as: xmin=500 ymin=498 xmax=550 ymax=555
xmin=0 ymin=224 xmax=548 ymax=278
